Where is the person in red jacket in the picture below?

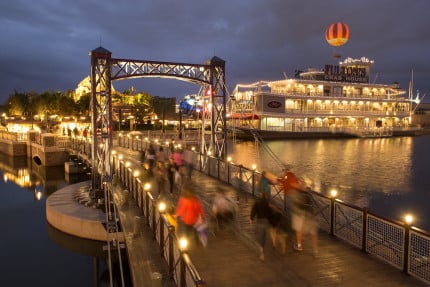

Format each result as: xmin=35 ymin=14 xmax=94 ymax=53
xmin=278 ymin=168 xmax=304 ymax=194
xmin=175 ymin=187 xmax=205 ymax=245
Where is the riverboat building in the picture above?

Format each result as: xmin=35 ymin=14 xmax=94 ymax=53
xmin=229 ymin=57 xmax=419 ymax=138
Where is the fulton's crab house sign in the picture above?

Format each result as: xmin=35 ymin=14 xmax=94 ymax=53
xmin=324 ymin=64 xmax=369 ymax=83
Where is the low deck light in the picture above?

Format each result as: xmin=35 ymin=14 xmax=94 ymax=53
xmin=404 ymin=214 xmax=414 ymax=225
xmin=330 ymin=189 xmax=338 ymax=198
xmin=251 ymin=164 xmax=257 ymax=170
xmin=179 ymin=237 xmax=188 ymax=251
xmin=158 ymin=201 xmax=166 ymax=213
xmin=144 ymin=182 xmax=151 ymax=191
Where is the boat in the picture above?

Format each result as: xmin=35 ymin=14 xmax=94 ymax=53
xmin=228 ymin=57 xmax=423 ymax=140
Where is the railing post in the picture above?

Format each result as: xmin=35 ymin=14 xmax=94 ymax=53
xmin=330 ymin=197 xmax=336 ymax=236
xmin=159 ymin=214 xmax=165 ymax=253
xmin=403 ymin=223 xmax=411 ymax=274
xmin=132 ymin=176 xmax=137 ymax=200
xmin=362 ymin=208 xmax=368 ymax=252
xmin=227 ymin=162 xmax=230 ymax=184
xmin=168 ymin=226 xmax=175 ymax=278
xmin=145 ymin=192 xmax=150 ymax=226
xmin=152 ymin=200 xmax=157 ymax=237
xmin=180 ymin=254 xmax=186 ymax=287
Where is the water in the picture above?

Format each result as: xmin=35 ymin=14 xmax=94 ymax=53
xmin=1 ymin=136 xmax=430 ymax=286
xmin=230 ymin=135 xmax=430 ymax=231
xmin=0 ymin=155 xmax=113 ymax=287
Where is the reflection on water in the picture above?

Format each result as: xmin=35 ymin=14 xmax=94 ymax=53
xmin=231 ymin=136 xmax=430 ymax=230
xmin=0 ymin=152 xmax=111 ymax=287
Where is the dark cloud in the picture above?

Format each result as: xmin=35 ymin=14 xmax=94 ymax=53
xmin=1 ymin=0 xmax=429 ymax=103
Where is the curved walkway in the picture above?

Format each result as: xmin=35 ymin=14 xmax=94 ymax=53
xmin=46 ymin=180 xmax=124 ymax=242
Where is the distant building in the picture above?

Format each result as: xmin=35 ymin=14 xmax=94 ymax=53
xmin=74 ymin=76 xmax=117 ymax=102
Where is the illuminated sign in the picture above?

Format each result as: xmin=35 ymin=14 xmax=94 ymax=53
xmin=324 ymin=65 xmax=369 ymax=83
xmin=261 ymin=95 xmax=285 ymax=113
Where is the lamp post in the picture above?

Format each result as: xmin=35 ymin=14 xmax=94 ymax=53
xmin=403 ymin=214 xmax=414 ymax=274
xmin=330 ymin=189 xmax=338 ymax=236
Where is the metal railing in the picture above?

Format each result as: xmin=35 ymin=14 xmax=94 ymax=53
xmin=62 ymin=131 xmax=430 ymax=286
xmin=0 ymin=130 xmax=27 ymax=141
xmin=73 ymin=132 xmax=430 ymax=286
xmin=113 ymin=155 xmax=206 ymax=287
xmin=193 ymin=153 xmax=430 ymax=285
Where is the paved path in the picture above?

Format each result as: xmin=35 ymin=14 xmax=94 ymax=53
xmin=114 ymin=145 xmax=428 ymax=287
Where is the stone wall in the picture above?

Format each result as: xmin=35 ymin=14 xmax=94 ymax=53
xmin=0 ymin=139 xmax=27 ymax=156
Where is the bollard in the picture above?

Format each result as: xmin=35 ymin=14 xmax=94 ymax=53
xmin=133 ymin=216 xmax=142 ymax=237
xmin=151 ymin=272 xmax=162 ymax=287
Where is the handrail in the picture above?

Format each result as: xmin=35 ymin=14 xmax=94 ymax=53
xmin=193 ymin=153 xmax=430 ymax=285
xmin=113 ymin=155 xmax=206 ymax=287
xmin=70 ymin=133 xmax=430 ymax=285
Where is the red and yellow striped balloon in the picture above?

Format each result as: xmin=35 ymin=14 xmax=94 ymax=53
xmin=325 ymin=22 xmax=350 ymax=47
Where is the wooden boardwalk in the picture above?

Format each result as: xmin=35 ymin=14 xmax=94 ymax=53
xmin=114 ymin=146 xmax=428 ymax=287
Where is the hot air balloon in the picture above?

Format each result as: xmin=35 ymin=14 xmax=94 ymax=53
xmin=325 ymin=22 xmax=350 ymax=47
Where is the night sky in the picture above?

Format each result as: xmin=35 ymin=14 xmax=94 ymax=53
xmin=1 ymin=0 xmax=429 ymax=103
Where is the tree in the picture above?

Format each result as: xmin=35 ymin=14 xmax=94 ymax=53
xmin=7 ymin=91 xmax=28 ymax=116
xmin=76 ymin=94 xmax=90 ymax=115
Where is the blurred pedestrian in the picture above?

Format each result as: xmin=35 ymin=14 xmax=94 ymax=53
xmin=278 ymin=168 xmax=303 ymax=195
xmin=258 ymin=171 xmax=277 ymax=198
xmin=168 ymin=138 xmax=175 ymax=156
xmin=166 ymin=158 xmax=176 ymax=194
xmin=290 ymin=186 xmax=319 ymax=255
xmin=140 ymin=160 xmax=153 ymax=184
xmin=268 ymin=204 xmax=287 ymax=255
xmin=212 ymin=188 xmax=238 ymax=229
xmin=183 ymin=148 xmax=195 ymax=180
xmin=250 ymin=192 xmax=271 ymax=261
xmin=171 ymin=148 xmax=184 ymax=170
xmin=175 ymin=187 xmax=206 ymax=246
xmin=145 ymin=144 xmax=156 ymax=168
xmin=156 ymin=146 xmax=168 ymax=163
xmin=153 ymin=160 xmax=168 ymax=198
